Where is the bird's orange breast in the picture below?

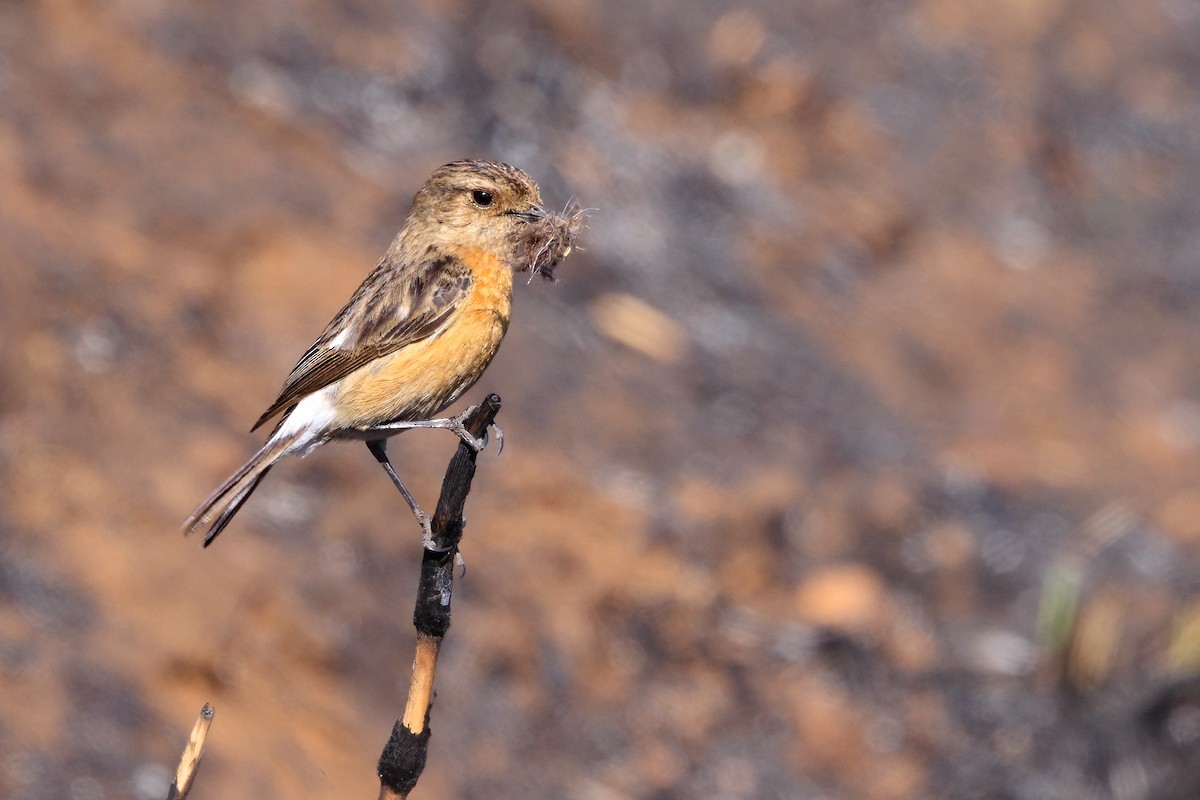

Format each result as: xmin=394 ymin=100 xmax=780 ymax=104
xmin=332 ymin=247 xmax=513 ymax=428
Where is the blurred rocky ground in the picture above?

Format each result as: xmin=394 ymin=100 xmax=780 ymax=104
xmin=2 ymin=0 xmax=1200 ymax=798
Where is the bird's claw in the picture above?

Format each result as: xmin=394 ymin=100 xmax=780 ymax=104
xmin=418 ymin=512 xmax=453 ymax=554
xmin=481 ymin=421 xmax=504 ymax=456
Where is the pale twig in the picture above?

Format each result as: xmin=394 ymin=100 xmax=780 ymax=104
xmin=166 ymin=703 xmax=215 ymax=800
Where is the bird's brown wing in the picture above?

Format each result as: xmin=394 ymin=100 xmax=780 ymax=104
xmin=251 ymin=253 xmax=473 ymax=431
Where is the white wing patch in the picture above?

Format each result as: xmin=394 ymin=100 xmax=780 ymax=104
xmin=273 ymin=386 xmax=339 ymax=456
xmin=325 ymin=327 xmax=354 ymax=349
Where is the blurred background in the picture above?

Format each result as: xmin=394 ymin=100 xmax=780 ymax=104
xmin=3 ymin=0 xmax=1200 ymax=797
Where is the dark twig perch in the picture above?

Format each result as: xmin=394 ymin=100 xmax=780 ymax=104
xmin=164 ymin=395 xmax=499 ymax=798
xmin=166 ymin=703 xmax=215 ymax=800
xmin=377 ymin=393 xmax=502 ymax=800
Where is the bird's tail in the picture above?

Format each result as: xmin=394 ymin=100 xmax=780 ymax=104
xmin=183 ymin=430 xmax=303 ymax=547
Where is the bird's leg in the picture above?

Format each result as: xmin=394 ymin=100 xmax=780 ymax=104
xmin=366 ymin=439 xmax=447 ymax=552
xmin=365 ymin=406 xmax=503 ymax=454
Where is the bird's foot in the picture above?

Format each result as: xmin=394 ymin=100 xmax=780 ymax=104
xmin=448 ymin=407 xmax=503 ymax=454
xmin=418 ymin=511 xmax=453 ymax=553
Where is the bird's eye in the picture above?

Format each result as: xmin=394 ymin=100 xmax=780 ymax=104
xmin=471 ymin=189 xmax=494 ymax=207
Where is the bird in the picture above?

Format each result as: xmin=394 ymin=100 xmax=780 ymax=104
xmin=184 ymin=160 xmax=579 ymax=548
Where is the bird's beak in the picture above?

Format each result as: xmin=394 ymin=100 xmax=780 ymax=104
xmin=510 ymin=205 xmax=547 ymax=222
